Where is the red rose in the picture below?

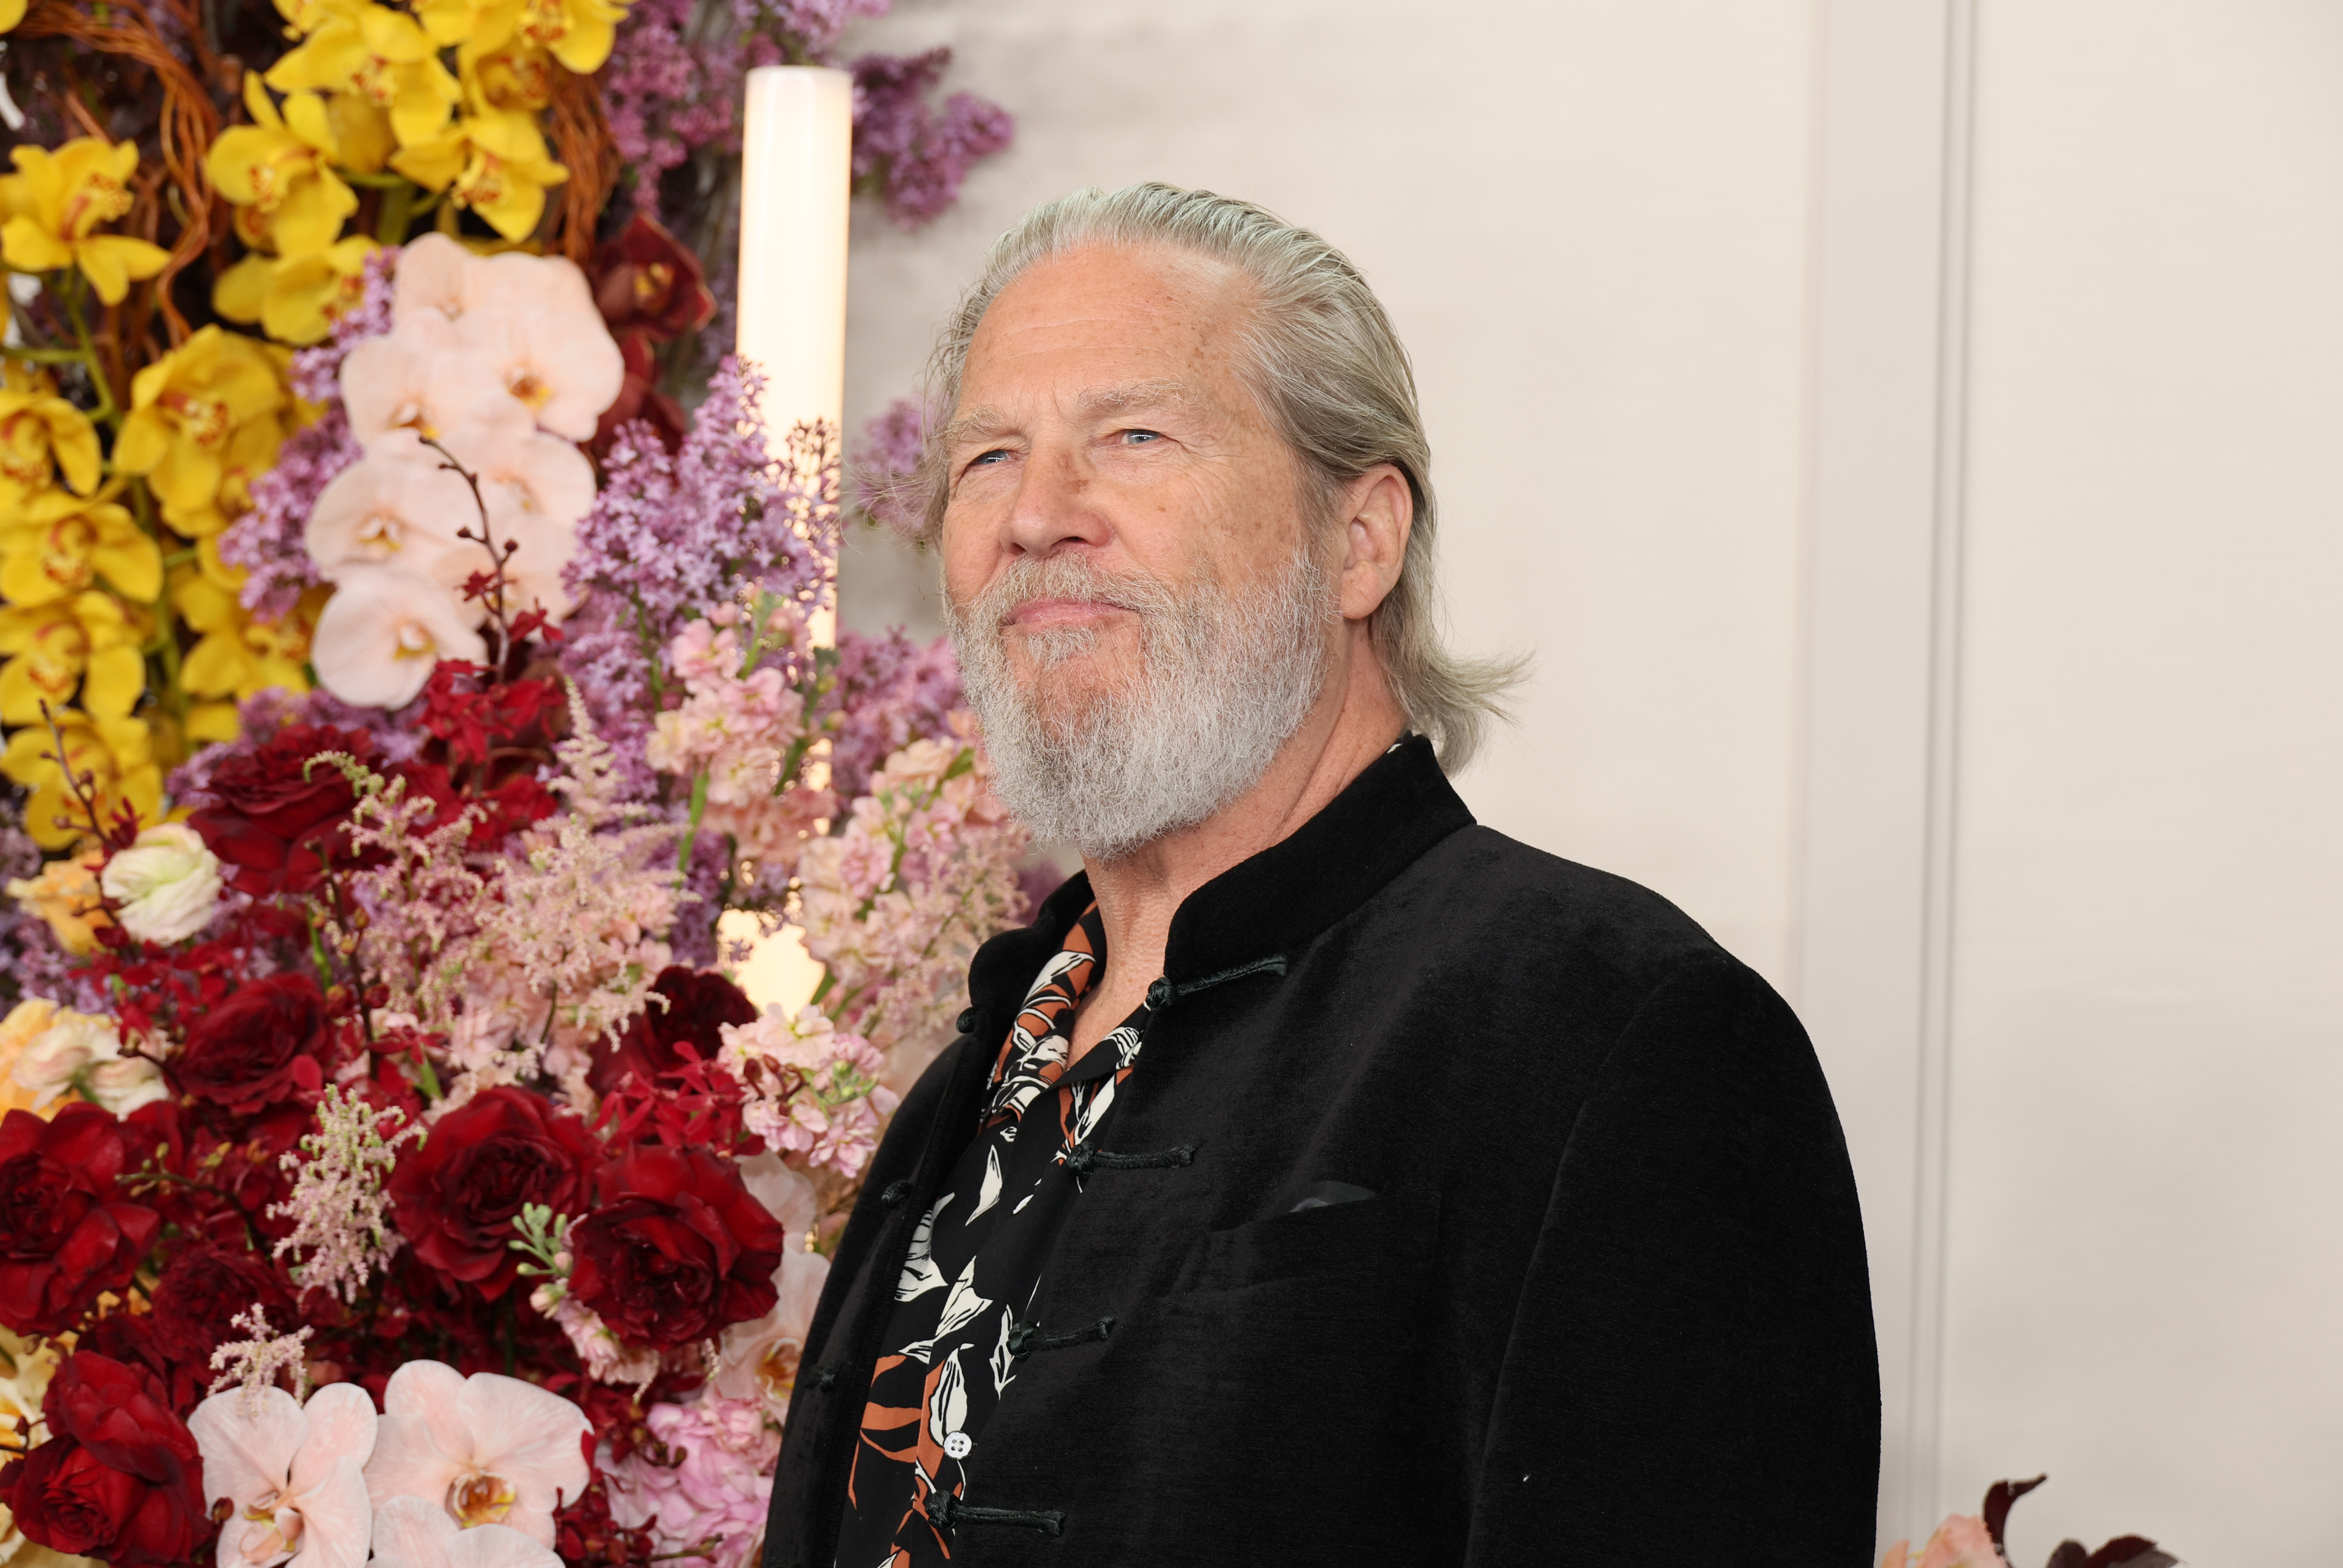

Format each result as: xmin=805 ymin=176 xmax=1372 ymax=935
xmin=170 ymin=973 xmax=330 ymax=1114
xmin=0 ymin=1105 xmax=159 ymax=1335
xmin=0 ymin=1352 xmax=207 ymax=1567
xmin=589 ymin=966 xmax=758 ymax=1097
xmin=147 ymin=1241 xmax=295 ymax=1367
xmin=569 ymin=1145 xmax=787 ymax=1348
xmin=187 ymin=723 xmax=381 ymax=895
xmin=387 ymin=1087 xmax=600 ymax=1299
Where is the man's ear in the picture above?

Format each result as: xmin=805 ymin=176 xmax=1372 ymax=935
xmin=1337 ymin=463 xmax=1413 ymax=623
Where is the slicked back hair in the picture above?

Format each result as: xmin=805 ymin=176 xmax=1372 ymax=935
xmin=916 ymin=181 xmax=1522 ymax=772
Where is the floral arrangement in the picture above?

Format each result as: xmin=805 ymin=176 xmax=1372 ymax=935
xmin=1885 ymin=1478 xmax=2176 ymax=1568
xmin=0 ymin=1 xmax=1022 ymax=1565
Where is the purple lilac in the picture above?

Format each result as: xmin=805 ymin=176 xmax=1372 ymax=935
xmin=561 ymin=358 xmax=835 ymax=796
xmin=852 ymin=396 xmax=925 ymax=538
xmin=824 ymin=627 xmax=959 ymax=799
xmin=851 ymin=51 xmax=1015 ymax=227
xmin=224 ymin=404 xmax=358 ymax=618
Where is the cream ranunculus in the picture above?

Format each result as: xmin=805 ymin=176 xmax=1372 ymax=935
xmin=8 ymin=1002 xmax=163 ymax=1116
xmin=304 ymin=450 xmax=479 ymax=577
xmin=98 ymin=822 xmax=224 ymax=945
xmin=311 ymin=561 xmax=487 ymax=708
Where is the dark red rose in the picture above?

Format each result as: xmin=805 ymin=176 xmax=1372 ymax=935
xmin=589 ymin=966 xmax=758 ymax=1097
xmin=591 ymin=212 xmax=716 ymax=339
xmin=568 ymin=1145 xmax=787 ymax=1348
xmin=170 ymin=972 xmax=330 ymax=1114
xmin=386 ymin=1087 xmax=600 ymax=1299
xmin=0 ymin=1105 xmax=159 ymax=1335
xmin=146 ymin=1241 xmax=295 ymax=1366
xmin=187 ymin=723 xmax=381 ymax=895
xmin=0 ymin=1352 xmax=207 ymax=1567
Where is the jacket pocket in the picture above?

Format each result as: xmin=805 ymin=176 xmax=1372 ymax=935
xmin=1179 ymin=1189 xmax=1438 ymax=1294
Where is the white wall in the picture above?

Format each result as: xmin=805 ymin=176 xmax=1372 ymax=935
xmin=1940 ymin=4 xmax=2343 ymax=1563
xmin=830 ymin=2 xmax=2343 ymax=1561
xmin=837 ymin=0 xmax=1815 ymax=988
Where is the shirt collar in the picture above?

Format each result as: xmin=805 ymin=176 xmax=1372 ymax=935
xmin=963 ymin=734 xmax=1475 ymax=1023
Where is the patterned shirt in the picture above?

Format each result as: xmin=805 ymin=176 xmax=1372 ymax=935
xmin=833 ymin=905 xmax=1148 ymax=1567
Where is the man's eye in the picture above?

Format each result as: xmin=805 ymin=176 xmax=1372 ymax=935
xmin=968 ymin=449 xmax=1010 ymax=468
xmin=1119 ymin=429 xmax=1163 ymax=446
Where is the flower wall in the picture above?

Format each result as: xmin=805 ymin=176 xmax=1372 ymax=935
xmin=0 ymin=1 xmax=1015 ymax=1563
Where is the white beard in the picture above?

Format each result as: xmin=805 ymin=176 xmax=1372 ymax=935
xmin=948 ymin=544 xmax=1336 ymax=860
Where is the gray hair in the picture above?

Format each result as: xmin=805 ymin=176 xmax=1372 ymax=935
xmin=914 ymin=181 xmax=1523 ymax=773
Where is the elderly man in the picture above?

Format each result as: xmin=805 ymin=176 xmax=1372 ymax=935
xmin=763 ymin=184 xmax=1878 ymax=1568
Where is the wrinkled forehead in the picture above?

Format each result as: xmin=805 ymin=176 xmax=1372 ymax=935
xmin=952 ymin=242 xmax=1265 ymax=423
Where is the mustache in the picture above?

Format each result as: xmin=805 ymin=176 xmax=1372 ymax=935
xmin=956 ymin=553 xmax=1186 ymax=630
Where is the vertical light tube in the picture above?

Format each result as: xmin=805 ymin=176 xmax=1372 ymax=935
xmin=725 ymin=64 xmax=851 ymax=1017
xmin=735 ymin=65 xmax=853 ymax=446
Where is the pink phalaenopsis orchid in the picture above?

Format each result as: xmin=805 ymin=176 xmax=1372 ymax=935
xmin=369 ymin=1495 xmax=562 ymax=1568
xmin=188 ymin=1381 xmax=378 ymax=1568
xmin=362 ymin=1362 xmax=590 ymax=1546
xmin=1880 ymin=1515 xmax=2009 ymax=1568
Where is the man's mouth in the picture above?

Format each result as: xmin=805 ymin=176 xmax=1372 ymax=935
xmin=1004 ymin=598 xmax=1132 ymax=632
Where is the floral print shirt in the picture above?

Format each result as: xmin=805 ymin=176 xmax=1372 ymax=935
xmin=833 ymin=905 xmax=1147 ymax=1567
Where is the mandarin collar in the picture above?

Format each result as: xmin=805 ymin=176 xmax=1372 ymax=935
xmin=964 ymin=735 xmax=1475 ymax=1020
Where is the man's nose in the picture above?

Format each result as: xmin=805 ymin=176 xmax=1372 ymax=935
xmin=1003 ymin=444 xmax=1109 ymax=558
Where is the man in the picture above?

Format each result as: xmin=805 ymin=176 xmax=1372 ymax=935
xmin=764 ymin=183 xmax=1878 ymax=1568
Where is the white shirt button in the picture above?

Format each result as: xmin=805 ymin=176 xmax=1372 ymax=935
xmin=943 ymin=1431 xmax=973 ymax=1460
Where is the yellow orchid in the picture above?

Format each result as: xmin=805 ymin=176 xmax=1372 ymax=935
xmin=392 ymin=109 xmax=567 ymax=242
xmin=465 ymin=46 xmax=554 ymax=112
xmin=215 ymin=233 xmax=380 ymax=346
xmin=269 ymin=3 xmax=465 ymax=149
xmin=0 ymin=487 xmax=161 ymax=606
xmin=111 ymin=325 xmax=291 ymax=538
xmin=173 ymin=567 xmax=311 ymax=710
xmin=0 ymin=854 xmax=109 ymax=955
xmin=0 ymin=708 xmax=158 ymax=849
xmin=207 ymin=74 xmax=359 ymax=258
xmin=0 ymin=365 xmax=101 ymax=507
xmin=327 ymin=92 xmax=400 ymax=175
xmin=413 ymin=0 xmax=485 ymax=48
xmin=462 ymin=0 xmax=629 ymax=75
xmin=0 ymin=137 xmax=172 ymax=305
xmin=0 ymin=591 xmax=144 ymax=724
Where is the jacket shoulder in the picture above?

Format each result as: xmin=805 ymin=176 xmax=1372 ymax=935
xmin=1407 ymin=822 xmax=1737 ymax=976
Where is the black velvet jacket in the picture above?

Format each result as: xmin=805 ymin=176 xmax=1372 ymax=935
xmin=761 ymin=737 xmax=1879 ymax=1567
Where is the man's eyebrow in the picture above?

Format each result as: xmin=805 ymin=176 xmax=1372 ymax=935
xmin=938 ymin=381 xmax=1211 ymax=452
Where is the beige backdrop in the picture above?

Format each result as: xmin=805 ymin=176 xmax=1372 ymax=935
xmin=824 ymin=1 xmax=2343 ymax=1561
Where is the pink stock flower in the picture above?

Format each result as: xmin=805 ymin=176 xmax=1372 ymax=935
xmin=188 ymin=1381 xmax=378 ymax=1568
xmin=362 ymin=1361 xmax=590 ymax=1546
xmin=599 ymin=1393 xmax=778 ymax=1568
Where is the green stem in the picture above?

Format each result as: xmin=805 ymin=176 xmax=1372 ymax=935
xmin=0 ymin=345 xmax=88 ymax=365
xmin=675 ymin=767 xmax=709 ymax=873
xmin=374 ymin=179 xmax=418 ymax=244
xmin=60 ymin=275 xmax=117 ymax=429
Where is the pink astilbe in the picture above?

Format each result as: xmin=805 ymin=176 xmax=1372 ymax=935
xmin=269 ymin=1087 xmax=425 ymax=1303
xmin=796 ymin=732 xmax=1029 ymax=1087
xmin=206 ymin=1305 xmax=315 ymax=1409
xmin=598 ymin=1392 xmax=779 ymax=1568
